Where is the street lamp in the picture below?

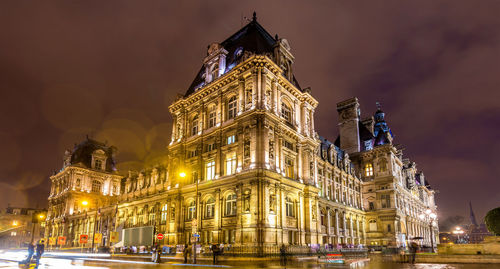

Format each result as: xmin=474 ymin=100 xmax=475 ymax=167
xmin=419 ymin=209 xmax=437 ymax=253
xmin=180 ymin=171 xmax=199 ymax=264
xmin=452 ymin=226 xmax=465 ymax=244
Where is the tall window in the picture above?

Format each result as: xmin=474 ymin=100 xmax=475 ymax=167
xmin=191 ymin=115 xmax=199 ymax=136
xmin=208 ymin=107 xmax=216 ymax=128
xmin=227 ymin=135 xmax=235 ymax=145
xmin=225 ymin=152 xmax=236 ymax=176
xmin=91 ymin=180 xmax=101 ymax=193
xmin=228 ymin=96 xmax=237 ymax=119
xmin=225 ymin=194 xmax=237 ymax=216
xmin=286 ymin=197 xmax=295 ymax=217
xmin=205 ymin=197 xmax=215 ymax=218
xmin=76 ymin=178 xmax=81 ymax=188
xmin=378 ymin=159 xmax=387 ymax=172
xmin=281 ymin=102 xmax=292 ymax=123
xmin=381 ymin=194 xmax=391 ymax=208
xmin=187 ymin=201 xmax=195 ymax=220
xmin=284 ymin=157 xmax=294 ymax=178
xmin=365 ymin=163 xmax=374 ymax=177
xmin=161 ymin=204 xmax=168 ymax=223
xmin=94 ymin=159 xmax=102 ymax=170
xmin=206 ymin=161 xmax=215 ymax=180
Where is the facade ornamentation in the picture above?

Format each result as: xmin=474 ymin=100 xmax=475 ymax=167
xmin=45 ymin=14 xmax=437 ymax=252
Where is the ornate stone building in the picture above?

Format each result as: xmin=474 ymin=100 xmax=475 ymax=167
xmin=46 ymin=138 xmax=122 ymax=247
xmin=336 ymin=98 xmax=438 ymax=248
xmin=45 ymin=14 xmax=437 ymax=252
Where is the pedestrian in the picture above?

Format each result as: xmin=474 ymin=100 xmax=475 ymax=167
xmin=409 ymin=241 xmax=418 ymax=264
xmin=156 ymin=243 xmax=161 ymax=263
xmin=183 ymin=244 xmax=189 ymax=264
xmin=34 ymin=240 xmax=45 ymax=268
xmin=20 ymin=243 xmax=35 ymax=265
xmin=211 ymin=244 xmax=219 ymax=265
xmin=280 ymin=244 xmax=287 ymax=266
xmin=151 ymin=243 xmax=160 ymax=263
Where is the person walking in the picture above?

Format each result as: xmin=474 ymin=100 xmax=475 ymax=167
xmin=34 ymin=240 xmax=45 ymax=268
xmin=409 ymin=241 xmax=418 ymax=264
xmin=183 ymin=244 xmax=190 ymax=264
xmin=20 ymin=243 xmax=35 ymax=265
xmin=280 ymin=244 xmax=287 ymax=266
xmin=211 ymin=244 xmax=219 ymax=265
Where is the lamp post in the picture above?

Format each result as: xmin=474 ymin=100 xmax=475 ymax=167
xmin=30 ymin=212 xmax=46 ymax=244
xmin=419 ymin=209 xmax=437 ymax=253
xmin=180 ymin=171 xmax=199 ymax=264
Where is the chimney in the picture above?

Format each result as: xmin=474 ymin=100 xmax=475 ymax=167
xmin=337 ymin=98 xmax=361 ymax=154
xmin=361 ymin=117 xmax=375 ymax=134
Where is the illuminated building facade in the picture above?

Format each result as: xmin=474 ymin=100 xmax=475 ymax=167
xmin=336 ymin=98 xmax=438 ymax=248
xmin=45 ymin=14 xmax=437 ymax=252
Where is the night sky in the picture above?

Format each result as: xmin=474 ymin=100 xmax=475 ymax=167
xmin=1 ymin=1 xmax=499 ymax=223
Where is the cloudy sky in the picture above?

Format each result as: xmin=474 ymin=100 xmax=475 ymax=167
xmin=1 ymin=1 xmax=499 ymax=222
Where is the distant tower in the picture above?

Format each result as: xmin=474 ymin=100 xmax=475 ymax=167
xmin=469 ymin=201 xmax=478 ymax=227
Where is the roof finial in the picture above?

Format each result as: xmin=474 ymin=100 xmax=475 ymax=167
xmin=376 ymin=102 xmax=381 ymax=111
xmin=252 ymin=11 xmax=257 ymax=21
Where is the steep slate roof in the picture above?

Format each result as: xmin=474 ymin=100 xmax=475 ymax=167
xmin=69 ymin=138 xmax=117 ymax=172
xmin=185 ymin=14 xmax=302 ymax=97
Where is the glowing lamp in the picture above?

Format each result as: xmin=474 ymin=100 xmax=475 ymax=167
xmin=179 ymin=172 xmax=186 ymax=178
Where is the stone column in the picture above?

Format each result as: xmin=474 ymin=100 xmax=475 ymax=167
xmin=272 ymin=80 xmax=278 ymax=114
xmin=238 ymin=79 xmax=244 ymax=114
xmin=214 ymin=189 xmax=221 ymax=243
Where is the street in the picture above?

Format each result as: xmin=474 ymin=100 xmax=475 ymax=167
xmin=1 ymin=250 xmax=500 ymax=269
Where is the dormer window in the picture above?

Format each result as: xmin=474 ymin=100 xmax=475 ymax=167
xmin=94 ymin=159 xmax=102 ymax=170
xmin=91 ymin=149 xmax=107 ymax=170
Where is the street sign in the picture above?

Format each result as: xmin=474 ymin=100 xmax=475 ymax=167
xmin=48 ymin=237 xmax=56 ymax=246
xmin=57 ymin=236 xmax=66 ymax=245
xmin=156 ymin=233 xmax=164 ymax=240
xmin=79 ymin=234 xmax=88 ymax=244
xmin=193 ymin=233 xmax=200 ymax=237
xmin=94 ymin=233 xmax=102 ymax=243
xmin=110 ymin=232 xmax=119 ymax=243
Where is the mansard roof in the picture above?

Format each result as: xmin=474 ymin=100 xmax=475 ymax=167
xmin=184 ymin=13 xmax=302 ymax=97
xmin=68 ymin=137 xmax=117 ymax=172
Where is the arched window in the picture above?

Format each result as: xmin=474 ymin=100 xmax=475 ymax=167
xmin=191 ymin=115 xmax=199 ymax=136
xmin=187 ymin=201 xmax=196 ymax=220
xmin=227 ymin=96 xmax=237 ymax=120
xmin=281 ymin=101 xmax=292 ymax=123
xmin=364 ymin=163 xmax=374 ymax=177
xmin=75 ymin=178 xmax=81 ymax=188
xmin=286 ymin=197 xmax=295 ymax=217
xmin=91 ymin=180 xmax=101 ymax=193
xmin=225 ymin=194 xmax=237 ymax=216
xmin=205 ymin=197 xmax=215 ymax=218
